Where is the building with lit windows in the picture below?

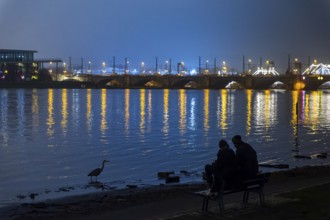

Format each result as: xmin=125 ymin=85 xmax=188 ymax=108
xmin=0 ymin=49 xmax=62 ymax=81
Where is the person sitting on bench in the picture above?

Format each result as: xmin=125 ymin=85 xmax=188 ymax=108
xmin=204 ymin=139 xmax=238 ymax=193
xmin=232 ymin=135 xmax=259 ymax=181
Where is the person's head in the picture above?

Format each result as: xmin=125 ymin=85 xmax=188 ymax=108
xmin=232 ymin=135 xmax=242 ymax=148
xmin=218 ymin=139 xmax=229 ymax=150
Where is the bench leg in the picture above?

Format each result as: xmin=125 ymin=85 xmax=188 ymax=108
xmin=243 ymin=191 xmax=249 ymax=205
xmin=218 ymin=197 xmax=225 ymax=214
xmin=259 ymin=189 xmax=266 ymax=206
xmin=202 ymin=197 xmax=209 ymax=212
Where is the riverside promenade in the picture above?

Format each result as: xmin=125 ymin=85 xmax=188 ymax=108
xmin=1 ymin=165 xmax=330 ymax=220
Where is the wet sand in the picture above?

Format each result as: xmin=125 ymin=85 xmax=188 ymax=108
xmin=1 ymin=165 xmax=330 ymax=220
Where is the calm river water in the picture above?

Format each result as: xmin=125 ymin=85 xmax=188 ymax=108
xmin=1 ymin=88 xmax=330 ymax=205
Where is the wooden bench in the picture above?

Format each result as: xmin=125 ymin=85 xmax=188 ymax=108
xmin=194 ymin=172 xmax=271 ymax=214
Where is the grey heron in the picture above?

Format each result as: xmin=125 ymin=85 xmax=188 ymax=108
xmin=88 ymin=160 xmax=109 ymax=182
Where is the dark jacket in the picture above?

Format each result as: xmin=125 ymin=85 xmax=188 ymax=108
xmin=235 ymin=142 xmax=258 ymax=179
xmin=214 ymin=148 xmax=237 ymax=181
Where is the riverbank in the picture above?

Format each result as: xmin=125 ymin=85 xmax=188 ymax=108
xmin=0 ymin=81 xmax=96 ymax=89
xmin=1 ymin=165 xmax=330 ymax=220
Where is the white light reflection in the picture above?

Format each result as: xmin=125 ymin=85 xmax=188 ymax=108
xmin=188 ymin=97 xmax=196 ymax=131
xmin=254 ymin=91 xmax=278 ymax=138
xmin=163 ymin=89 xmax=169 ymax=135
xmin=147 ymin=89 xmax=152 ymax=132
xmin=72 ymin=90 xmax=81 ymax=132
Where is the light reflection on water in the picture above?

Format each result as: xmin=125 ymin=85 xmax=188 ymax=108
xmin=0 ymin=88 xmax=330 ymax=205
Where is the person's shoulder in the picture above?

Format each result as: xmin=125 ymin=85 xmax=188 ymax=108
xmin=242 ymin=142 xmax=253 ymax=148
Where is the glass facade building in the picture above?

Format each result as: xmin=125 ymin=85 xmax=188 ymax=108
xmin=0 ymin=49 xmax=62 ymax=81
xmin=0 ymin=49 xmax=38 ymax=81
xmin=0 ymin=49 xmax=36 ymax=63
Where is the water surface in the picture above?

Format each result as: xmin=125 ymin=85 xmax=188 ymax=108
xmin=0 ymin=88 xmax=329 ymax=205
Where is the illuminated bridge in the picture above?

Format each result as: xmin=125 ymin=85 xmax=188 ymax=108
xmin=60 ymin=71 xmax=330 ymax=90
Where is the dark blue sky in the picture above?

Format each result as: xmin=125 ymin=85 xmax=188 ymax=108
xmin=1 ymin=0 xmax=330 ymax=72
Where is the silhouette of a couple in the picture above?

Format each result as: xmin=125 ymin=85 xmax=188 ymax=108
xmin=204 ymin=135 xmax=258 ymax=193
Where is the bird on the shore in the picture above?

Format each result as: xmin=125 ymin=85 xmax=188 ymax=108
xmin=88 ymin=160 xmax=109 ymax=182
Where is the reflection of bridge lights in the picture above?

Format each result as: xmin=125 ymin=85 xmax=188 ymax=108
xmin=47 ymin=89 xmax=54 ymax=137
xmin=179 ymin=89 xmax=186 ymax=134
xmin=86 ymin=89 xmax=92 ymax=131
xmin=100 ymin=89 xmax=107 ymax=134
xmin=203 ymin=89 xmax=209 ymax=131
xmin=162 ymin=89 xmax=169 ymax=135
xmin=61 ymin=89 xmax=68 ymax=132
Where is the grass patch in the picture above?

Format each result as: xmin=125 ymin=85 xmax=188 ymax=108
xmin=167 ymin=183 xmax=330 ymax=220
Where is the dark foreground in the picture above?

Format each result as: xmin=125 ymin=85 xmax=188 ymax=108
xmin=1 ymin=165 xmax=330 ymax=220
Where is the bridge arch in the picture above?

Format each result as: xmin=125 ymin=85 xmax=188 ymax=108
xmin=225 ymin=81 xmax=244 ymax=89
xmin=145 ymin=80 xmax=163 ymax=88
xmin=171 ymin=79 xmax=201 ymax=88
xmin=317 ymin=81 xmax=330 ymax=90
xmin=184 ymin=81 xmax=199 ymax=88
xmin=269 ymin=81 xmax=286 ymax=89
xmin=97 ymin=78 xmax=124 ymax=87
xmin=132 ymin=78 xmax=164 ymax=87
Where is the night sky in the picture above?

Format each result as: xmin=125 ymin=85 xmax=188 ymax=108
xmin=1 ymin=0 xmax=330 ymax=72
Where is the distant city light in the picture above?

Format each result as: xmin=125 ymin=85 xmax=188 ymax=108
xmin=190 ymin=69 xmax=197 ymax=75
xmin=253 ymin=67 xmax=279 ymax=76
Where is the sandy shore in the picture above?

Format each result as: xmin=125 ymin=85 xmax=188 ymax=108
xmin=2 ymin=165 xmax=330 ymax=220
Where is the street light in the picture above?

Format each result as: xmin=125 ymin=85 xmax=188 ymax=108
xmin=102 ymin=62 xmax=106 ymax=74
xmin=126 ymin=60 xmax=130 ymax=74
xmin=141 ymin=61 xmax=145 ymax=74
xmin=49 ymin=62 xmax=53 ymax=74
xmin=165 ymin=60 xmax=169 ymax=74
xmin=181 ymin=61 xmax=185 ymax=75
xmin=63 ymin=62 xmax=67 ymax=75
xmin=205 ymin=60 xmax=209 ymax=74
xmin=222 ymin=61 xmax=227 ymax=75
xmin=88 ymin=61 xmax=91 ymax=74
xmin=248 ymin=59 xmax=252 ymax=74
